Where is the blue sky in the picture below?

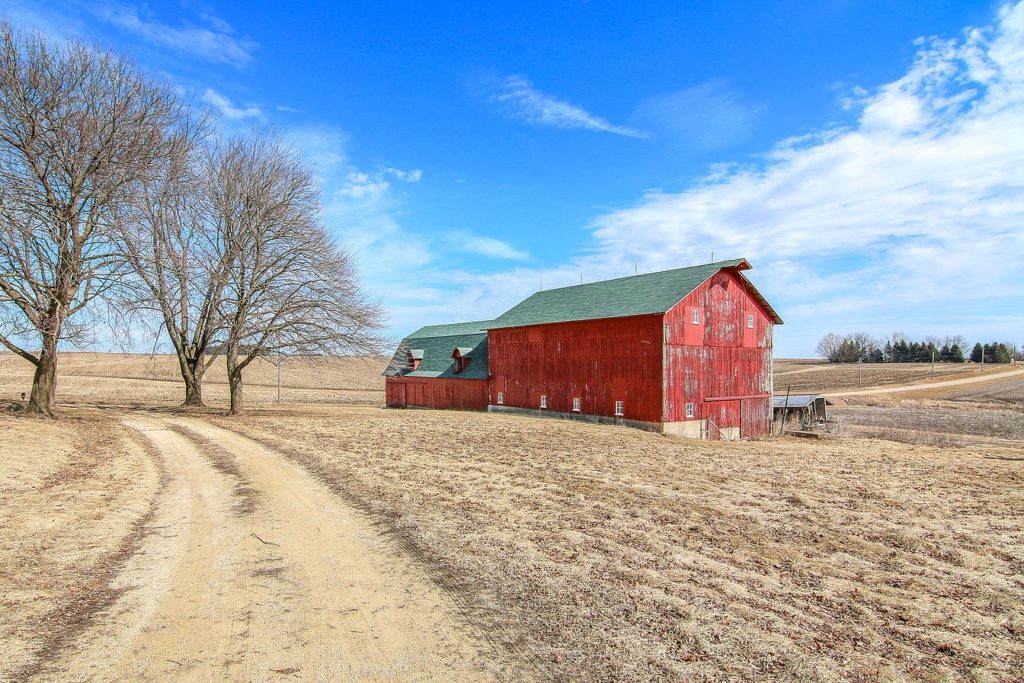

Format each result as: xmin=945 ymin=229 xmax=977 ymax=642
xmin=6 ymin=0 xmax=1023 ymax=356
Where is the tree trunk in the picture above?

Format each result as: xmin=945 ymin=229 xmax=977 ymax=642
xmin=226 ymin=346 xmax=243 ymax=415
xmin=25 ymin=343 xmax=57 ymax=418
xmin=228 ymin=369 xmax=243 ymax=415
xmin=180 ymin=353 xmax=206 ymax=407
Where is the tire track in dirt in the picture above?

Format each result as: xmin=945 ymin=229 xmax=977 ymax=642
xmin=41 ymin=415 xmax=501 ymax=682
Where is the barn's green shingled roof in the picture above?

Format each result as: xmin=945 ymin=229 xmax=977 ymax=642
xmin=384 ymin=320 xmax=492 ymax=380
xmin=406 ymin=319 xmax=494 ymax=339
xmin=487 ymin=259 xmax=782 ymax=329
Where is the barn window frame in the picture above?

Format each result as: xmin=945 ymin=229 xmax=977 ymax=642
xmin=747 ymin=313 xmax=754 ymax=328
xmin=497 ymin=391 xmax=504 ymax=405
xmin=685 ymin=402 xmax=695 ymax=418
xmin=540 ymin=394 xmax=547 ymax=409
xmin=572 ymin=397 xmax=581 ymax=412
xmin=691 ymin=308 xmax=700 ymax=325
xmin=614 ymin=400 xmax=624 ymax=417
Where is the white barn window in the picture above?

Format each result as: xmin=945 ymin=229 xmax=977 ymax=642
xmin=747 ymin=313 xmax=754 ymax=328
xmin=615 ymin=400 xmax=624 ymax=416
xmin=572 ymin=397 xmax=581 ymax=412
xmin=497 ymin=391 xmax=504 ymax=405
xmin=540 ymin=394 xmax=547 ymax=409
xmin=691 ymin=308 xmax=700 ymax=325
xmin=685 ymin=402 xmax=695 ymax=418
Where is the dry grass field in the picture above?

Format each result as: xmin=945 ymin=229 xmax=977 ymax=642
xmin=774 ymin=359 xmax=1007 ymax=394
xmin=0 ymin=409 xmax=162 ymax=681
xmin=0 ymin=351 xmax=388 ymax=408
xmin=2 ymin=353 xmax=1023 ymax=681
xmin=210 ymin=406 xmax=1024 ymax=682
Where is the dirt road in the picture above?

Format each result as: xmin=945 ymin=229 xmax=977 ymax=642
xmin=38 ymin=415 xmax=503 ymax=682
xmin=824 ymin=367 xmax=1024 ymax=397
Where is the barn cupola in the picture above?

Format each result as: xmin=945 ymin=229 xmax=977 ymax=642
xmin=451 ymin=347 xmax=473 ymax=373
xmin=406 ymin=349 xmax=424 ymax=370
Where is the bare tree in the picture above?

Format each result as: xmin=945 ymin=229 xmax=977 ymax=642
xmin=0 ymin=23 xmax=183 ymax=416
xmin=816 ymin=332 xmax=880 ymax=363
xmin=213 ymin=133 xmax=383 ymax=415
xmin=114 ymin=112 xmax=232 ymax=406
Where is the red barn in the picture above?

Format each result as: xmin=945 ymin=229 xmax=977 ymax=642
xmin=385 ymin=259 xmax=782 ymax=439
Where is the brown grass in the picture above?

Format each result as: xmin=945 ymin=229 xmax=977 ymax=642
xmin=0 ymin=351 xmax=387 ymax=409
xmin=834 ymin=402 xmax=1024 ymax=446
xmin=0 ymin=409 xmax=163 ymax=680
xmin=774 ymin=359 xmax=1005 ymax=394
xmin=209 ymin=405 xmax=1024 ymax=682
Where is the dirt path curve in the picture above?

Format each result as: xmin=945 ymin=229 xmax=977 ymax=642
xmin=824 ymin=368 xmax=1024 ymax=398
xmin=41 ymin=414 xmax=501 ymax=682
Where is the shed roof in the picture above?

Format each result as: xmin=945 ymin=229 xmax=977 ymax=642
xmin=384 ymin=320 xmax=492 ymax=380
xmin=487 ymin=259 xmax=782 ymax=329
xmin=772 ymin=394 xmax=833 ymax=409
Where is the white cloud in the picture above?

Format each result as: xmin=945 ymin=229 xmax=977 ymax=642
xmin=449 ymin=233 xmax=529 ymax=261
xmin=482 ymin=74 xmax=649 ymax=138
xmin=384 ymin=167 xmax=423 ymax=182
xmin=337 ymin=171 xmax=390 ymax=199
xmin=201 ymin=88 xmax=261 ymax=119
xmin=276 ymin=104 xmax=307 ymax=114
xmin=633 ymin=80 xmax=763 ymax=151
xmin=415 ymin=2 xmax=1024 ymax=354
xmin=92 ymin=2 xmax=257 ymax=67
xmin=576 ymin=1 xmax=1024 ymax=353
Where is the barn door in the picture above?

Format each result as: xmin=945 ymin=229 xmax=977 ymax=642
xmin=705 ymin=400 xmax=741 ymax=440
xmin=395 ymin=383 xmax=407 ymax=407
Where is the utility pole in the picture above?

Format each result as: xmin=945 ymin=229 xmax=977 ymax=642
xmin=274 ymin=355 xmax=286 ymax=404
xmin=931 ymin=348 xmax=935 ymax=376
xmin=858 ymin=358 xmax=863 ymax=388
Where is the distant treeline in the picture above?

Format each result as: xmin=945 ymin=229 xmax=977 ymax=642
xmin=816 ymin=333 xmax=1021 ymax=364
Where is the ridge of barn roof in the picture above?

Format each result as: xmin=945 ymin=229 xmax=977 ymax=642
xmin=405 ymin=319 xmax=494 ymax=339
xmin=487 ymin=259 xmax=781 ymax=329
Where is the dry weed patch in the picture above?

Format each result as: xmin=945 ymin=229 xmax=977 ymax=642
xmin=212 ymin=406 xmax=1024 ymax=682
xmin=774 ymin=360 xmax=1002 ymax=393
xmin=0 ymin=351 xmax=387 ymax=409
xmin=0 ymin=410 xmax=163 ymax=679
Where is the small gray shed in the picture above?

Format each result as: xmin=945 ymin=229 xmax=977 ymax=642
xmin=773 ymin=394 xmax=832 ymax=425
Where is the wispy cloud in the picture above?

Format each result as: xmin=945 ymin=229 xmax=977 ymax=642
xmin=201 ymin=88 xmax=261 ymax=119
xmin=580 ymin=1 xmax=1024 ymax=351
xmin=633 ymin=80 xmax=763 ymax=151
xmin=91 ymin=2 xmax=257 ymax=67
xmin=424 ymin=2 xmax=1024 ymax=354
xmin=275 ymin=104 xmax=307 ymax=114
xmin=337 ymin=171 xmax=391 ymax=199
xmin=384 ymin=167 xmax=423 ymax=182
xmin=449 ymin=233 xmax=529 ymax=261
xmin=481 ymin=74 xmax=649 ymax=138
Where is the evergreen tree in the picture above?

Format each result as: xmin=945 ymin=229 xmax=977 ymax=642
xmin=948 ymin=343 xmax=965 ymax=363
xmin=971 ymin=342 xmax=984 ymax=363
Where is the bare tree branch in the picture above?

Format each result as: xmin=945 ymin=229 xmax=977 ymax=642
xmin=0 ymin=22 xmax=186 ymax=416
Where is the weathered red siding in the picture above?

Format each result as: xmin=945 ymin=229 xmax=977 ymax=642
xmin=663 ymin=269 xmax=774 ymax=438
xmin=487 ymin=314 xmax=664 ymax=423
xmin=385 ymin=377 xmax=489 ymax=411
